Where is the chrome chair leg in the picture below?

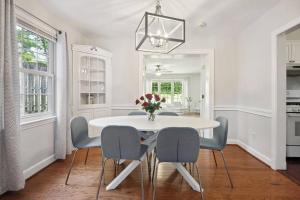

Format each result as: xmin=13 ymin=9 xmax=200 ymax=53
xmin=114 ymin=160 xmax=117 ymax=178
xmin=212 ymin=150 xmax=218 ymax=167
xmin=101 ymin=151 xmax=106 ymax=186
xmin=152 ymin=162 xmax=159 ymax=200
xmin=195 ymin=164 xmax=204 ymax=200
xmin=65 ymin=149 xmax=78 ymax=185
xmin=96 ymin=158 xmax=107 ymax=200
xmin=146 ymin=152 xmax=151 ymax=180
xmin=85 ymin=148 xmax=90 ymax=165
xmin=152 ymin=155 xmax=157 ymax=185
xmin=220 ymin=151 xmax=233 ymax=188
xmin=140 ymin=161 xmax=144 ymax=200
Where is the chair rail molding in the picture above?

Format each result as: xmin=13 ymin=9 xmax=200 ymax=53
xmin=111 ymin=105 xmax=139 ymax=110
xmin=214 ymin=105 xmax=272 ymax=118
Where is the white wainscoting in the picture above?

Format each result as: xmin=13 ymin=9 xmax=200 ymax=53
xmin=215 ymin=105 xmax=272 ymax=166
xmin=21 ymin=116 xmax=56 ymax=179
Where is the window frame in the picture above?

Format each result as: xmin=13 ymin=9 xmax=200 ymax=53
xmin=150 ymin=79 xmax=187 ymax=105
xmin=16 ymin=22 xmax=56 ymax=120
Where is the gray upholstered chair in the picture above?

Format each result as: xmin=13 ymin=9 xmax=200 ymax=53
xmin=199 ymin=116 xmax=233 ymax=188
xmin=152 ymin=127 xmax=204 ymax=200
xmin=157 ymin=111 xmax=179 ymax=116
xmin=96 ymin=126 xmax=149 ymax=200
xmin=65 ymin=116 xmax=101 ymax=185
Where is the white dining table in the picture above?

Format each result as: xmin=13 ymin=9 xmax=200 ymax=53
xmin=89 ymin=115 xmax=219 ymax=192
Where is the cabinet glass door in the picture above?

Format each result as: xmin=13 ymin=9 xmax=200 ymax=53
xmin=79 ymin=54 xmax=106 ymax=106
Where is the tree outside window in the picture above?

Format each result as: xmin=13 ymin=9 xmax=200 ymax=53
xmin=17 ymin=25 xmax=54 ymax=115
xmin=151 ymin=80 xmax=185 ymax=105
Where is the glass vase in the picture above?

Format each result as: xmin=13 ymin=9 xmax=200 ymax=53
xmin=148 ymin=112 xmax=156 ymax=121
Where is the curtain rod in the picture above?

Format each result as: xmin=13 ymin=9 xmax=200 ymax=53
xmin=15 ymin=4 xmax=62 ymax=34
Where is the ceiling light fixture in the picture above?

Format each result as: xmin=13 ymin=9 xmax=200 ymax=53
xmin=135 ymin=0 xmax=185 ymax=54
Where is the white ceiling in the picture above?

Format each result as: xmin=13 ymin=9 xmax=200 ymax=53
xmin=39 ymin=0 xmax=280 ymax=37
xmin=144 ymin=54 xmax=205 ymax=74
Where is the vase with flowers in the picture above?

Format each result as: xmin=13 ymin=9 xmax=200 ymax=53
xmin=135 ymin=93 xmax=166 ymax=121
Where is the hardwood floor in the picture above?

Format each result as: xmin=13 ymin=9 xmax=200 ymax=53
xmin=280 ymin=158 xmax=300 ymax=185
xmin=1 ymin=145 xmax=300 ymax=200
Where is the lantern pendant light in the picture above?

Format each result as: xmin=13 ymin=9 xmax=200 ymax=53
xmin=135 ymin=0 xmax=185 ymax=54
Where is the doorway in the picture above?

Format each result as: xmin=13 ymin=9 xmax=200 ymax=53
xmin=138 ymin=49 xmax=215 ymax=125
xmin=272 ymin=17 xmax=300 ymax=170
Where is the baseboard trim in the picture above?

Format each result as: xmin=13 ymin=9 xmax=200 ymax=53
xmin=23 ymin=154 xmax=56 ymax=179
xmin=227 ymin=138 xmax=271 ymax=166
xmin=236 ymin=140 xmax=271 ymax=166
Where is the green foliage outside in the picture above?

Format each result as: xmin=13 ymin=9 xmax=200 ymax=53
xmin=16 ymin=25 xmax=49 ymax=71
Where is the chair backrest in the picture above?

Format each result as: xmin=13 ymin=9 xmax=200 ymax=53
xmin=70 ymin=116 xmax=89 ymax=147
xmin=128 ymin=111 xmax=147 ymax=116
xmin=213 ymin=116 xmax=229 ymax=150
xmin=101 ymin=126 xmax=141 ymax=160
xmin=156 ymin=127 xmax=199 ymax=163
xmin=158 ymin=112 xmax=179 ymax=116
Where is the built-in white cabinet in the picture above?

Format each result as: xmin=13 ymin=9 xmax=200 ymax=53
xmin=286 ymin=41 xmax=300 ymax=63
xmin=72 ymin=44 xmax=112 ymax=136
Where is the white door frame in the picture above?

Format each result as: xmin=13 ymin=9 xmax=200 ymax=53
xmin=138 ymin=49 xmax=215 ymax=120
xmin=271 ymin=16 xmax=300 ymax=170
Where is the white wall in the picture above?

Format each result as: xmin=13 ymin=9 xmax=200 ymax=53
xmin=15 ymin=0 xmax=87 ymax=178
xmin=236 ymin=0 xmax=300 ymax=166
xmin=85 ymin=30 xmax=239 ymax=141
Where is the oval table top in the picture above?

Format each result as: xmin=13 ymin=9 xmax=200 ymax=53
xmin=89 ymin=115 xmax=219 ymax=132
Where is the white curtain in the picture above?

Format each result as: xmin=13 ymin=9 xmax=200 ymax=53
xmin=0 ymin=0 xmax=25 ymax=194
xmin=55 ymin=31 xmax=72 ymax=159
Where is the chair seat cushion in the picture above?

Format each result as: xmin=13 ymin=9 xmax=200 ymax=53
xmin=76 ymin=136 xmax=101 ymax=149
xmin=199 ymin=137 xmax=222 ymax=150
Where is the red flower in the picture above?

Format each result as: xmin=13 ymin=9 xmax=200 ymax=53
xmin=140 ymin=96 xmax=144 ymax=100
xmin=145 ymin=93 xmax=153 ymax=100
xmin=154 ymin=94 xmax=160 ymax=101
xmin=161 ymin=97 xmax=166 ymax=103
xmin=142 ymin=102 xmax=149 ymax=107
xmin=135 ymin=99 xmax=140 ymax=105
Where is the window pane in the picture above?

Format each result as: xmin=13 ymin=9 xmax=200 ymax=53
xmin=174 ymin=81 xmax=182 ymax=94
xmin=152 ymin=82 xmax=158 ymax=93
xmin=17 ymin=25 xmax=51 ymax=73
xmin=160 ymin=82 xmax=172 ymax=104
xmin=160 ymin=82 xmax=171 ymax=94
xmin=17 ymin=24 xmax=54 ymax=116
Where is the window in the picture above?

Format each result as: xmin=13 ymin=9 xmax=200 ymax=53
xmin=16 ymin=25 xmax=55 ymax=116
xmin=151 ymin=80 xmax=186 ymax=105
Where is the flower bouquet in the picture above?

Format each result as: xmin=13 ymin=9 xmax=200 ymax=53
xmin=135 ymin=94 xmax=166 ymax=121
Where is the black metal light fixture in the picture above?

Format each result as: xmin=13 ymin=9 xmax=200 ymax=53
xmin=135 ymin=0 xmax=185 ymax=54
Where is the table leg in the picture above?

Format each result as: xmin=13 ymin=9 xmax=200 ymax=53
xmin=106 ymin=155 xmax=145 ymax=190
xmin=174 ymin=163 xmax=203 ymax=192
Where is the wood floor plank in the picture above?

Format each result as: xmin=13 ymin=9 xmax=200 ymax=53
xmin=1 ymin=145 xmax=300 ymax=200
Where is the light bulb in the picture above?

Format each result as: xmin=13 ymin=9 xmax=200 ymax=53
xmin=155 ymin=71 xmax=162 ymax=76
xmin=156 ymin=29 xmax=161 ymax=36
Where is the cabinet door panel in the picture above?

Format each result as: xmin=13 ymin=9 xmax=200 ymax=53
xmin=291 ymin=42 xmax=300 ymax=63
